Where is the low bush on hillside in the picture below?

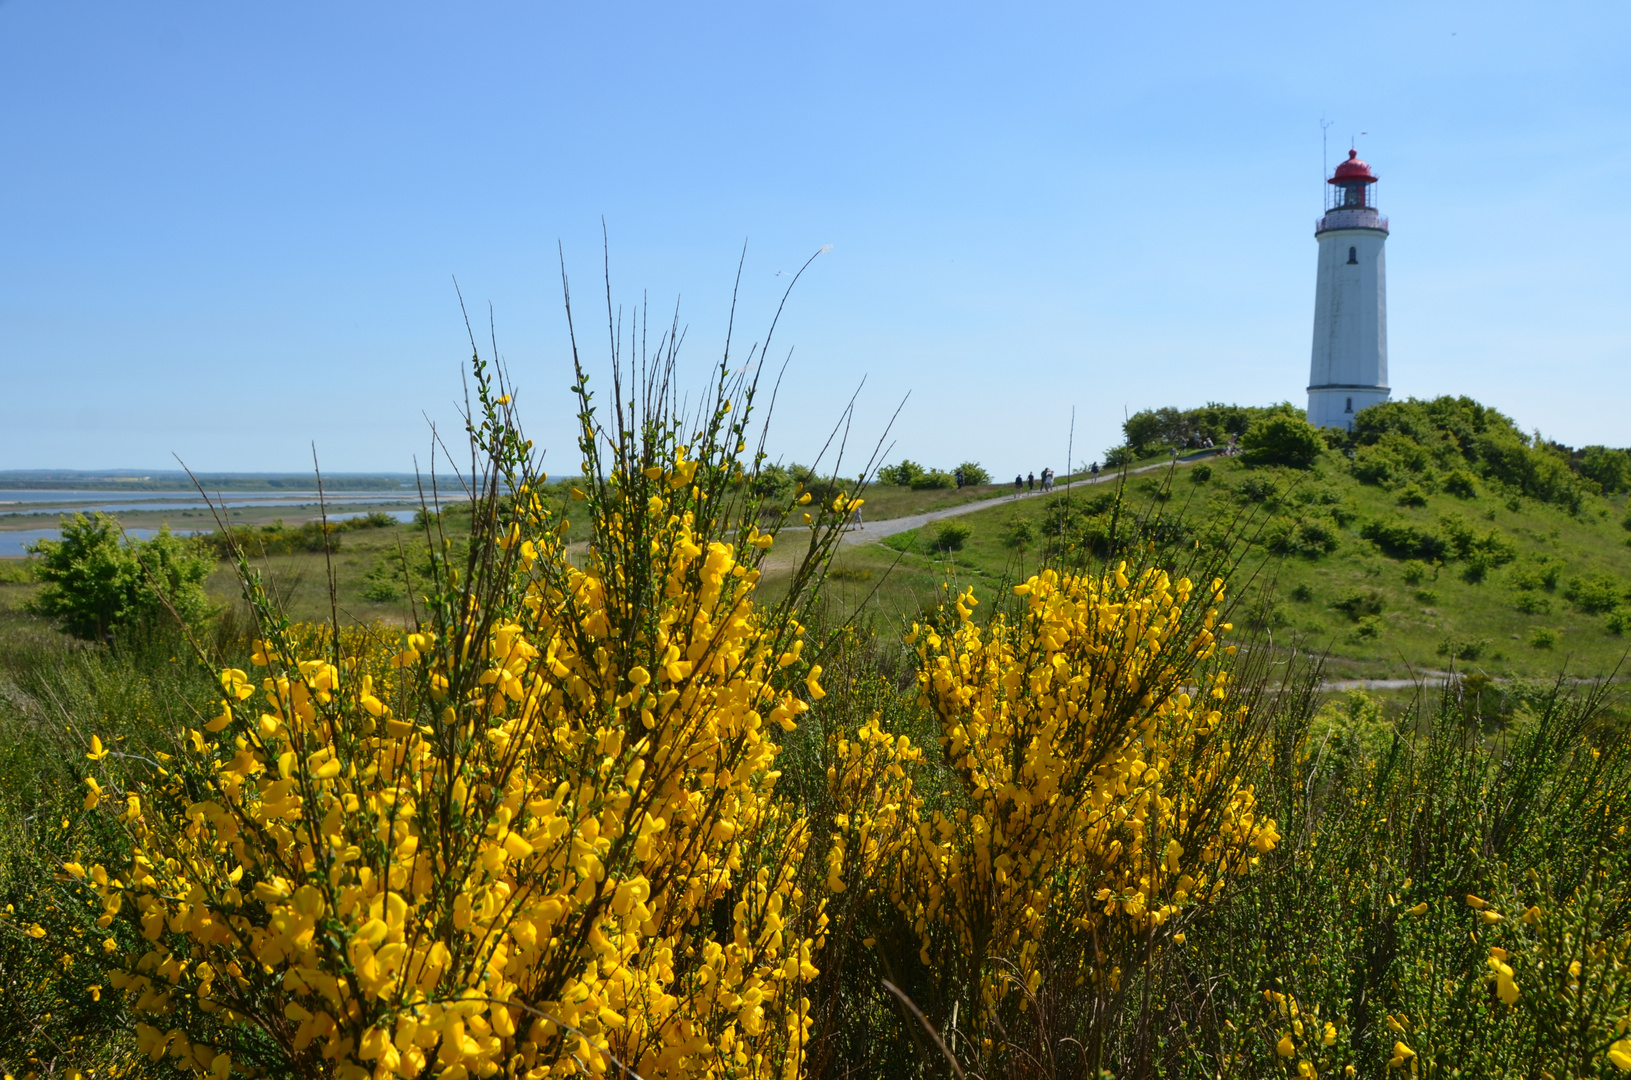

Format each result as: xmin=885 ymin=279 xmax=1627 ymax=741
xmin=1333 ymin=586 xmax=1385 ymax=620
xmin=926 ymin=519 xmax=972 ymax=552
xmin=1564 ymin=574 xmax=1626 ymax=615
xmin=1240 ymin=414 xmax=1323 ymax=469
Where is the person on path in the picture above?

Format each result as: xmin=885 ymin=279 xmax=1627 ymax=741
xmin=954 ymin=469 xmax=965 ymax=489
xmin=1090 ymin=461 xmax=1101 ymax=480
xmin=1027 ymin=472 xmax=1035 ymax=492
xmin=1014 ymin=474 xmax=1024 ymax=494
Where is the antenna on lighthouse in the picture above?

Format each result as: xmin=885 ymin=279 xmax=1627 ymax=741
xmin=1320 ymin=117 xmax=1333 ymax=182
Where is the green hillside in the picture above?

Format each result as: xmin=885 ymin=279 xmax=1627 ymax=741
xmin=837 ymin=396 xmax=1631 ymax=680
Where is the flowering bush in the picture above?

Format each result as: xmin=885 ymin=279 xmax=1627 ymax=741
xmin=887 ymin=566 xmax=1278 ymax=1072
xmin=71 ymin=343 xmax=863 ymax=1078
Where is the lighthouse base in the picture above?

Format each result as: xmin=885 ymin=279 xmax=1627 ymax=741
xmin=1307 ymin=386 xmax=1390 ymax=432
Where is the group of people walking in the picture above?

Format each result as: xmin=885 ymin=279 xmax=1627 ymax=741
xmin=1013 ymin=468 xmax=1059 ymax=494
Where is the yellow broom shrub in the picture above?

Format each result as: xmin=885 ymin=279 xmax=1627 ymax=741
xmin=73 ymin=349 xmax=861 ymax=1078
xmin=894 ymin=565 xmax=1280 ymax=1065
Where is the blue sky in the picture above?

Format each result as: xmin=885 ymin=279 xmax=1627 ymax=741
xmin=2 ymin=1 xmax=1627 ymax=478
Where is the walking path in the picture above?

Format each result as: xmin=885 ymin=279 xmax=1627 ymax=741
xmin=841 ymin=452 xmax=1220 ymax=547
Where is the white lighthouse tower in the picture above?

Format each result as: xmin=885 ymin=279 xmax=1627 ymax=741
xmin=1307 ymin=148 xmax=1390 ymax=429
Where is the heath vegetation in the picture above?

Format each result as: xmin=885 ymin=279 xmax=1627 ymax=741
xmin=2 ymin=286 xmax=1630 ymax=1079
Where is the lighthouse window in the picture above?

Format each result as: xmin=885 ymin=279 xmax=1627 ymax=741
xmin=1345 ymin=397 xmax=1354 ymax=414
xmin=1347 ymin=246 xmax=1358 ymax=264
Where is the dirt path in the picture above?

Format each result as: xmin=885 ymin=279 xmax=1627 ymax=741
xmin=840 ymin=453 xmax=1219 ymax=546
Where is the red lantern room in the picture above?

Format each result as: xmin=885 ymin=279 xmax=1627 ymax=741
xmin=1327 ymin=149 xmax=1378 ymax=210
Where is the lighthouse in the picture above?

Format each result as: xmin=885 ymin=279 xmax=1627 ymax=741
xmin=1307 ymin=149 xmax=1390 ymax=430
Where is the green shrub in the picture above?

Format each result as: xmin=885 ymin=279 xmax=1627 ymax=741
xmin=1530 ymin=626 xmax=1558 ymax=649
xmin=1402 ymin=560 xmax=1432 ymax=585
xmin=340 ymin=510 xmax=398 ymax=530
xmin=1438 ymin=514 xmax=1516 ymax=565
xmin=879 ymin=459 xmax=926 ymax=486
xmin=1575 ymin=445 xmax=1631 ymax=493
xmin=1137 ymin=476 xmax=1171 ymax=502
xmin=1103 ymin=444 xmax=1136 ymax=468
xmin=1189 ymin=463 xmax=1213 ymax=483
xmin=204 ymin=518 xmax=342 ymax=556
xmin=25 ymin=513 xmax=214 ymax=642
xmin=1333 ymin=587 xmax=1384 ymax=621
xmin=1509 ymin=559 xmax=1562 ymax=592
xmin=1236 ymin=476 xmax=1279 ymax=503
xmin=362 ymin=555 xmax=404 ymax=602
xmin=1361 ymin=518 xmax=1449 ymax=561
xmin=1444 ymin=468 xmax=1480 ymax=498
xmin=927 ymin=520 xmax=972 ymax=553
xmin=0 ymin=560 xmax=36 ymax=584
xmin=1001 ymin=519 xmax=1036 ymax=552
xmin=1350 ymin=614 xmax=1384 ymax=640
xmin=1267 ymin=514 xmax=1340 ymax=557
xmin=1289 ymin=582 xmax=1314 ymax=602
xmin=1437 ymin=636 xmax=1490 ymax=661
xmin=1515 ymin=592 xmax=1552 ymax=615
xmin=1396 ymin=483 xmax=1429 ymax=507
xmin=1564 ymin=574 xmax=1624 ymax=615
xmin=1240 ymin=415 xmax=1322 ymax=469
xmin=1608 ymin=609 xmax=1631 ymax=635
xmin=910 ymin=470 xmax=956 ymax=491
xmin=954 ymin=461 xmax=991 ymax=486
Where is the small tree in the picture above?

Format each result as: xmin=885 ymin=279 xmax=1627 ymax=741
xmin=955 ymin=461 xmax=991 ymax=486
xmin=26 ymin=513 xmax=214 ymax=642
xmin=1240 ymin=415 xmax=1323 ymax=469
xmin=880 ymin=460 xmax=927 ymax=486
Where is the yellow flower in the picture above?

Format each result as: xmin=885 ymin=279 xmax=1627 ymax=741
xmin=1277 ymin=1034 xmax=1296 ymax=1058
xmin=86 ymin=735 xmax=109 ymax=761
xmin=1388 ymin=1041 xmax=1416 ymax=1069
xmin=1406 ymin=902 xmax=1428 ymax=916
xmin=1609 ymin=1039 xmax=1631 ymax=1072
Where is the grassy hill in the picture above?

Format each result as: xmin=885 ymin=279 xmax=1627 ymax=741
xmin=823 ymin=396 xmax=1631 ymax=680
